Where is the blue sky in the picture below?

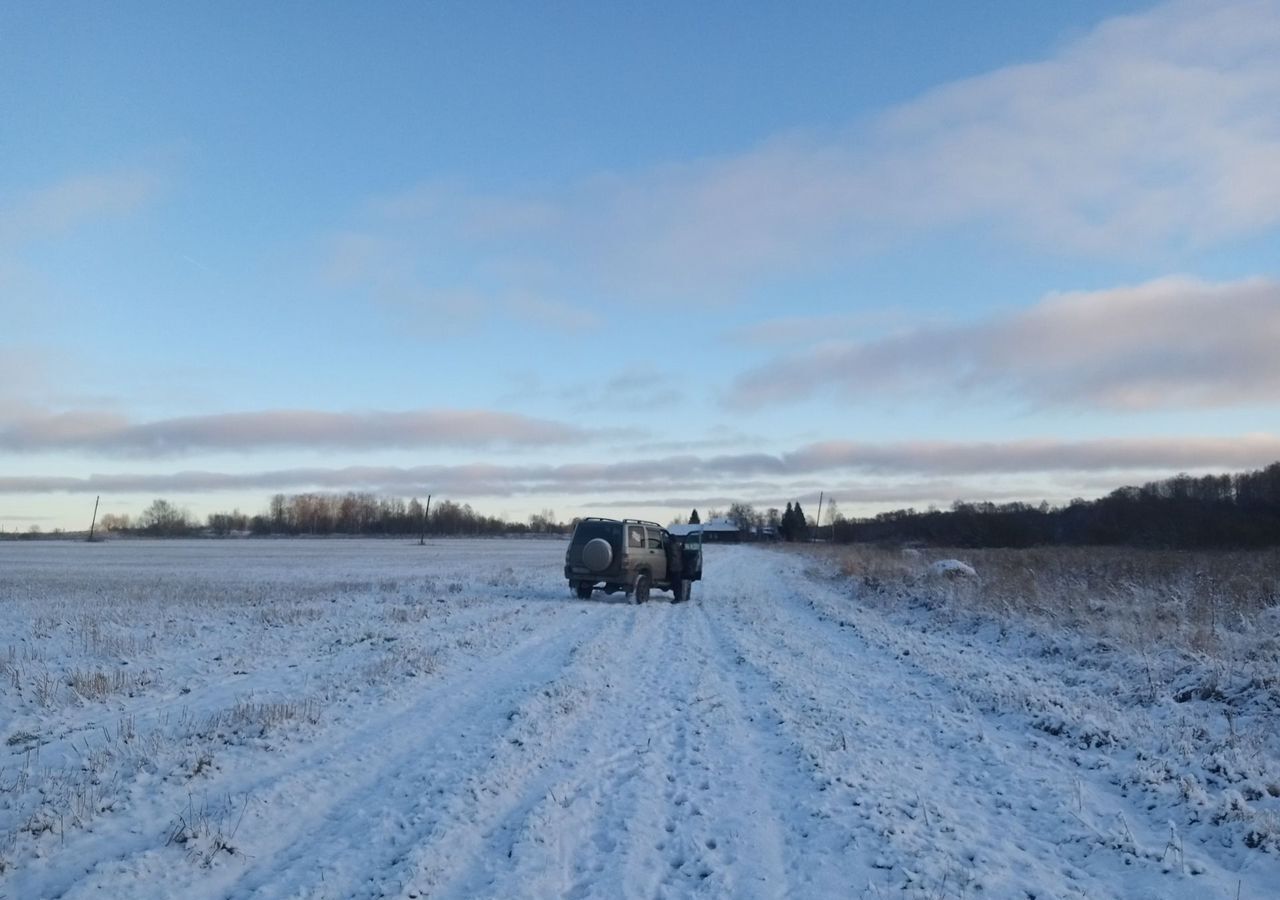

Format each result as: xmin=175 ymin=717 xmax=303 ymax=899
xmin=2 ymin=0 xmax=1279 ymax=531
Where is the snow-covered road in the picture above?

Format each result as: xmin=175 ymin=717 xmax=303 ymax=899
xmin=1 ymin=540 xmax=1275 ymax=898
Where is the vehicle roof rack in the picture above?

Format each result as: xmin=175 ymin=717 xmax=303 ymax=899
xmin=577 ymin=516 xmax=664 ymax=528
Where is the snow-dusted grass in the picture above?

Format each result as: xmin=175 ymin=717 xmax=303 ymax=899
xmin=0 ymin=539 xmax=562 ymax=888
xmin=2 ymin=538 xmax=1278 ymax=898
xmin=828 ymin=543 xmax=1280 ymax=659
xmin=817 ymin=542 xmax=1280 ymax=870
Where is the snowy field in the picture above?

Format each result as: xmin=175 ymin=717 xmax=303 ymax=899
xmin=1 ymin=538 xmax=1277 ymax=899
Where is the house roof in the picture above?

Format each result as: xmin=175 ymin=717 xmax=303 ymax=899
xmin=669 ymin=517 xmax=740 ymax=536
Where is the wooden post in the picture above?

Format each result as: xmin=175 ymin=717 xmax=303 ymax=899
xmin=420 ymin=494 xmax=431 ymax=545
xmin=87 ymin=495 xmax=100 ymax=542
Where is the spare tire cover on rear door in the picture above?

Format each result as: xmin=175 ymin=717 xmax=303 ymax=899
xmin=582 ymin=537 xmax=613 ymax=572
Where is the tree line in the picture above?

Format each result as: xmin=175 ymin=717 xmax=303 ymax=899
xmin=10 ymin=461 xmax=1278 ymax=547
xmin=81 ymin=492 xmax=568 ymax=538
xmin=845 ymin=461 xmax=1280 ymax=549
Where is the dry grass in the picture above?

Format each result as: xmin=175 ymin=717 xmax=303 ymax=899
xmin=389 ymin=603 xmax=436 ymax=624
xmin=816 ymin=543 xmax=1280 ymax=855
xmin=820 ymin=544 xmax=1280 ymax=659
xmin=361 ymin=645 xmax=438 ymax=682
xmin=255 ymin=605 xmax=325 ymax=627
xmin=68 ymin=666 xmax=157 ymax=701
xmin=165 ymin=792 xmax=250 ymax=866
xmin=227 ymin=698 xmax=321 ymax=731
xmin=77 ymin=616 xmax=155 ymax=658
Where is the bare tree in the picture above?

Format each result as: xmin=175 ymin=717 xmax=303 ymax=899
xmin=140 ymin=499 xmax=192 ymax=536
xmin=528 ymin=509 xmax=557 ymax=533
xmin=99 ymin=513 xmax=131 ymax=532
xmin=728 ymin=502 xmax=758 ymax=539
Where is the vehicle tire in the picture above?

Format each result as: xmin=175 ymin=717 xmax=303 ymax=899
xmin=574 ymin=581 xmax=593 ymax=600
xmin=582 ymin=538 xmax=613 ymax=572
xmin=634 ymin=573 xmax=650 ymax=604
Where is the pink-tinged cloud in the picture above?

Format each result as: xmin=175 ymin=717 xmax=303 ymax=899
xmin=0 ymin=409 xmax=603 ymax=457
xmin=729 ymin=276 xmax=1280 ymax=411
xmin=580 ymin=480 xmax=1052 ymax=511
xmin=781 ymin=434 xmax=1280 ymax=476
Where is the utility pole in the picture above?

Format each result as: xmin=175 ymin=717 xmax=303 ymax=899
xmin=87 ymin=495 xmax=100 ymax=542
xmin=420 ymin=494 xmax=431 ymax=545
xmin=814 ymin=491 xmax=823 ymax=542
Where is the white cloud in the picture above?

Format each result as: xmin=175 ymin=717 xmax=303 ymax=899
xmin=725 ymin=310 xmax=911 ymax=346
xmin=501 ymin=292 xmax=602 ymax=332
xmin=0 ymin=168 xmax=169 ymax=327
xmin=625 ymin=0 xmax=1280 ymax=269
xmin=855 ymin=0 xmax=1280 ymax=252
xmin=729 ymin=276 xmax=1280 ymax=411
xmin=319 ymin=224 xmax=596 ymax=335
xmin=332 ymin=0 xmax=1280 ymax=311
xmin=0 ymin=169 xmax=165 ymax=246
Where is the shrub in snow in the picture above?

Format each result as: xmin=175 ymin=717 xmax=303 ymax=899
xmin=1258 ymin=605 xmax=1280 ymax=634
xmin=929 ymin=559 xmax=977 ymax=579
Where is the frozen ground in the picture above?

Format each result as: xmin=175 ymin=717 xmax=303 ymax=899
xmin=1 ymin=539 xmax=1276 ymax=899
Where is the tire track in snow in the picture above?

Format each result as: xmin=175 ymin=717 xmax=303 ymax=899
xmin=768 ymin=572 xmax=1114 ymax=898
xmin=711 ymin=548 xmax=1072 ymax=896
xmin=410 ymin=603 xmax=669 ymax=900
xmin=51 ymin=600 xmax=610 ymax=900
xmin=24 ymin=598 xmax=562 ymax=900
xmin=638 ymin=600 xmax=795 ymax=900
xmin=609 ymin=603 xmax=724 ymax=899
xmin=13 ymin=590 xmax=546 ymax=841
xmin=413 ymin=590 xmax=801 ymax=900
xmin=694 ymin=581 xmax=873 ymax=898
xmin=87 ymin=595 xmax=537 ymax=744
xmin=478 ymin=591 xmax=798 ymax=900
xmin=221 ymin=606 xmax=632 ymax=900
xmin=704 ymin=547 xmax=1186 ymax=898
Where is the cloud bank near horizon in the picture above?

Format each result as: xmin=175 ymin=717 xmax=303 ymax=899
xmin=5 ymin=434 xmax=1276 ymax=503
xmin=729 ymin=276 xmax=1280 ymax=411
xmin=0 ymin=408 xmax=606 ymax=457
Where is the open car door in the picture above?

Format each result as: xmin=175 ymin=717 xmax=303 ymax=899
xmin=679 ymin=527 xmax=703 ymax=581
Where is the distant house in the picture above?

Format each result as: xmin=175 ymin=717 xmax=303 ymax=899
xmin=669 ymin=516 xmax=746 ymax=543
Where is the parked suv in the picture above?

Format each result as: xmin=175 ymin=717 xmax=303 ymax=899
xmin=564 ymin=517 xmax=703 ymax=603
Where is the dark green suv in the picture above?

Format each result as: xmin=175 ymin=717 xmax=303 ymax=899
xmin=564 ymin=517 xmax=703 ymax=603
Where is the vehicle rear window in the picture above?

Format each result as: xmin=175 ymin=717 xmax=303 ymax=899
xmin=572 ymin=521 xmax=621 ymax=545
